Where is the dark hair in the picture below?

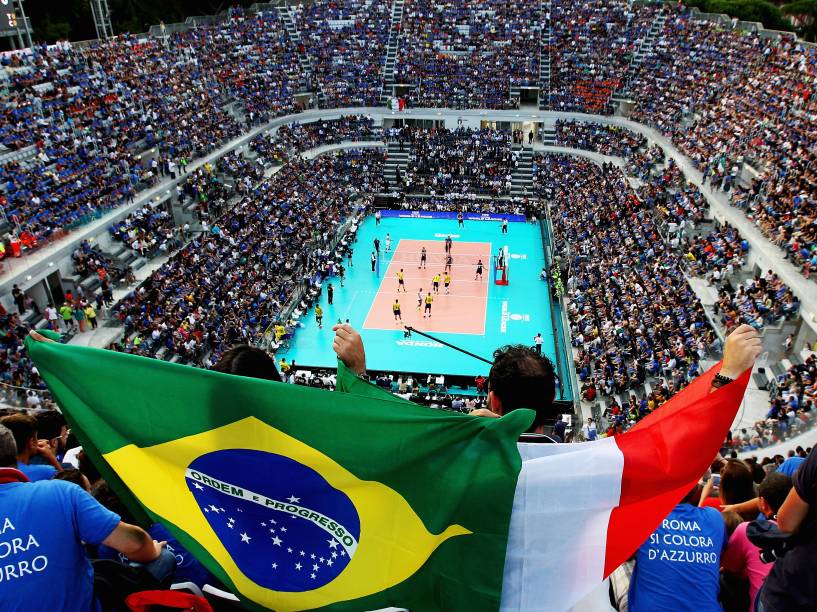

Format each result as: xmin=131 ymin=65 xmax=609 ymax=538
xmin=78 ymin=450 xmax=102 ymax=486
xmin=488 ymin=345 xmax=557 ymax=431
xmin=35 ymin=411 xmax=67 ymax=441
xmin=92 ymin=480 xmax=136 ymax=523
xmin=719 ymin=459 xmax=756 ymax=506
xmin=212 ymin=345 xmax=282 ymax=382
xmin=721 ymin=510 xmax=743 ymax=537
xmin=758 ymin=472 xmax=793 ymax=515
xmin=0 ymin=413 xmax=38 ymax=453
xmin=53 ymin=468 xmax=89 ymax=491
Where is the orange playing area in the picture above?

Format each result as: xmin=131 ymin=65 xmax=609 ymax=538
xmin=363 ymin=239 xmax=492 ymax=335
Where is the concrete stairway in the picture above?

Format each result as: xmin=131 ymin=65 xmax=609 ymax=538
xmin=611 ymin=10 xmax=666 ymax=104
xmin=380 ymin=0 xmax=405 ymax=104
xmin=276 ymin=5 xmax=321 ymax=104
xmin=383 ymin=141 xmax=409 ymax=191
xmin=511 ymin=147 xmax=534 ymax=197
xmin=538 ymin=0 xmax=552 ymax=109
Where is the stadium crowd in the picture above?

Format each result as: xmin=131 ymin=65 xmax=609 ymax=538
xmin=554 ymin=119 xmax=648 ymax=158
xmin=292 ymin=0 xmax=390 ymax=107
xmin=400 ymin=127 xmax=516 ymax=195
xmin=394 ymin=0 xmax=540 ymax=109
xmin=535 ymin=154 xmax=716 ymax=411
xmin=113 ymin=149 xmax=384 ymax=366
xmin=250 ymin=115 xmax=380 ymax=166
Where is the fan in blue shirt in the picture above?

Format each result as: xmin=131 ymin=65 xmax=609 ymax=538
xmin=0 ymin=424 xmax=169 ymax=612
xmin=629 ymin=487 xmax=728 ymax=612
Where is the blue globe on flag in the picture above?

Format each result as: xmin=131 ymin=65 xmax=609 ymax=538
xmin=185 ymin=449 xmax=360 ymax=591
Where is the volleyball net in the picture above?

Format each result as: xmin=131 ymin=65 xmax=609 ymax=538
xmin=379 ymin=250 xmax=488 ymax=269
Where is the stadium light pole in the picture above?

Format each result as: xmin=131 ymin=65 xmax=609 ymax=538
xmin=89 ymin=0 xmax=114 ymax=39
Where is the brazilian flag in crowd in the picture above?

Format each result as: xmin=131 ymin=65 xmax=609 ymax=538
xmin=26 ymin=336 xmax=531 ymax=611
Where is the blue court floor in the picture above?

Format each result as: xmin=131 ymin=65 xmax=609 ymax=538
xmin=285 ymin=216 xmax=557 ymax=377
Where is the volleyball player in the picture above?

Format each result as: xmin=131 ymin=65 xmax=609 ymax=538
xmin=419 ymin=246 xmax=427 ymax=269
xmin=432 ymin=273 xmax=441 ymax=294
xmin=475 ymin=259 xmax=484 ymax=280
xmin=424 ymin=292 xmax=433 ymax=318
xmin=315 ymin=304 xmax=323 ymax=329
xmin=397 ymin=268 xmax=406 ymax=292
xmin=444 ymin=272 xmax=451 ymax=294
xmin=393 ymin=299 xmax=402 ymax=322
xmin=457 ymin=211 xmax=464 ymax=228
xmin=445 ymin=254 xmax=453 ymax=273
xmin=417 ymin=288 xmax=423 ymax=311
xmin=445 ymin=235 xmax=452 ymax=253
xmin=385 ymin=233 xmax=392 ymax=253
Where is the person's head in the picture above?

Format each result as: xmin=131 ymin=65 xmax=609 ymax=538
xmin=0 ymin=424 xmax=17 ymax=468
xmin=719 ymin=459 xmax=755 ymax=506
xmin=212 ymin=345 xmax=282 ymax=382
xmin=92 ymin=480 xmax=136 ymax=523
xmin=53 ymin=468 xmax=91 ymax=492
xmin=0 ymin=413 xmax=38 ymax=459
xmin=487 ymin=345 xmax=557 ymax=433
xmin=77 ymin=450 xmax=102 ymax=486
xmin=758 ymin=472 xmax=793 ymax=518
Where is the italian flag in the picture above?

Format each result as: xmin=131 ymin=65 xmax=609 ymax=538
xmin=28 ymin=335 xmax=748 ymax=612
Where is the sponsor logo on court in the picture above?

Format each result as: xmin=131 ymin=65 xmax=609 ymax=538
xmin=510 ymin=253 xmax=527 ymax=260
xmin=433 ymin=233 xmax=461 ymax=239
xmin=501 ymin=302 xmax=530 ymax=332
xmin=396 ymin=340 xmax=444 ymax=348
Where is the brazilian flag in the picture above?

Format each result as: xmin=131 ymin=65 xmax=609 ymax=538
xmin=26 ymin=336 xmax=532 ymax=611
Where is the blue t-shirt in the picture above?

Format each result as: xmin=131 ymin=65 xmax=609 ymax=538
xmin=16 ymin=461 xmax=57 ymax=482
xmin=777 ymin=456 xmax=805 ymax=478
xmin=97 ymin=522 xmax=214 ymax=588
xmin=629 ymin=503 xmax=727 ymax=612
xmin=0 ymin=479 xmax=120 ymax=612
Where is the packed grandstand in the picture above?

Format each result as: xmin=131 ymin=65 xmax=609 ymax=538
xmin=1 ymin=1 xmax=816 ymax=611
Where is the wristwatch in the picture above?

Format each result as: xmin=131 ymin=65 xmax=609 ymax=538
xmin=711 ymin=372 xmax=734 ymax=389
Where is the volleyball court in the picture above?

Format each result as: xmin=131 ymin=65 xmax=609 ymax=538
xmin=363 ymin=239 xmax=495 ymax=335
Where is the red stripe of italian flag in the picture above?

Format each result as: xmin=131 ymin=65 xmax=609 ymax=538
xmin=500 ymin=363 xmax=750 ymax=611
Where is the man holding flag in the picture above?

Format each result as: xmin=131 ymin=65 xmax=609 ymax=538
xmin=23 ymin=323 xmax=760 ymax=611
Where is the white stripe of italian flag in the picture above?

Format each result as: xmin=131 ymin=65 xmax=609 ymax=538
xmin=500 ymin=364 xmax=750 ymax=611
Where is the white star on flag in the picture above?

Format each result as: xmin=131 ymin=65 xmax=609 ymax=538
xmin=331 ymin=551 xmax=337 ymax=559
xmin=272 ymin=536 xmax=282 ymax=546
xmin=327 ymin=559 xmax=333 ymax=567
xmin=310 ymin=554 xmax=316 ymax=560
xmin=240 ymin=532 xmax=251 ymax=543
xmin=295 ymin=563 xmax=302 ymax=571
xmin=272 ymin=563 xmax=277 ymax=569
xmin=269 ymin=528 xmax=276 ymax=533
xmin=287 ymin=495 xmax=300 ymax=503
xmin=319 ymin=557 xmax=325 ymax=563
xmin=287 ymin=547 xmax=293 ymax=553
xmin=261 ymin=522 xmax=267 ymax=527
xmin=209 ymin=505 xmax=220 ymax=513
xmin=227 ymin=523 xmax=234 ymax=529
xmin=192 ymin=482 xmax=204 ymax=490
xmin=327 ymin=539 xmax=338 ymax=549
xmin=299 ymin=550 xmax=305 ymax=557
xmin=311 ymin=573 xmax=316 ymax=579
xmin=312 ymin=563 xmax=319 ymax=571
xmin=228 ymin=517 xmax=235 ymax=523
xmin=280 ymin=527 xmax=287 ymax=533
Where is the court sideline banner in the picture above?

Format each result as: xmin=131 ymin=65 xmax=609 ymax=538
xmin=380 ymin=210 xmax=526 ymax=223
